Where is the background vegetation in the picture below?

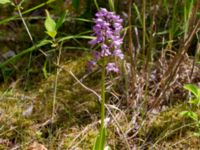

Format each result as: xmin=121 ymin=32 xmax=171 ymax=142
xmin=0 ymin=0 xmax=200 ymax=149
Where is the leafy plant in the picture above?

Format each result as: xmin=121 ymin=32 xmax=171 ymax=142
xmin=0 ymin=0 xmax=11 ymax=5
xmin=45 ymin=10 xmax=57 ymax=39
xmin=44 ymin=9 xmax=67 ymax=42
xmin=93 ymin=127 xmax=106 ymax=150
xmin=180 ymin=84 xmax=200 ymax=136
xmin=184 ymin=84 xmax=200 ymax=107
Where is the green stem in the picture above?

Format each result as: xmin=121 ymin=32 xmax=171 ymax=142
xmin=52 ymin=42 xmax=63 ymax=122
xmin=16 ymin=4 xmax=34 ymax=90
xmin=142 ymin=0 xmax=146 ymax=56
xmin=94 ymin=0 xmax=99 ymax=10
xmin=99 ymin=58 xmax=106 ymax=150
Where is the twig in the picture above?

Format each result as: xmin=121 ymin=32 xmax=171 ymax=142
xmin=52 ymin=42 xmax=63 ymax=121
xmin=68 ymin=70 xmax=101 ymax=100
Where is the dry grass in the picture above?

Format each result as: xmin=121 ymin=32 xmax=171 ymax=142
xmin=0 ymin=54 xmax=199 ymax=149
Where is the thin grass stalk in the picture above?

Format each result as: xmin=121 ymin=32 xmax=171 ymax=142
xmin=128 ymin=0 xmax=136 ymax=105
xmin=16 ymin=4 xmax=34 ymax=89
xmin=144 ymin=8 xmax=156 ymax=112
xmin=94 ymin=0 xmax=99 ymax=10
xmin=108 ymin=0 xmax=115 ymax=12
xmin=185 ymin=0 xmax=199 ymax=41
xmin=52 ymin=42 xmax=63 ymax=121
xmin=99 ymin=57 xmax=106 ymax=150
xmin=49 ymin=41 xmax=63 ymax=149
xmin=189 ymin=42 xmax=200 ymax=81
xmin=196 ymin=42 xmax=200 ymax=62
xmin=168 ymin=0 xmax=178 ymax=50
xmin=143 ymin=0 xmax=157 ymax=114
xmin=184 ymin=0 xmax=194 ymax=40
xmin=16 ymin=3 xmax=47 ymax=89
xmin=132 ymin=2 xmax=149 ymax=44
xmin=16 ymin=6 xmax=33 ymax=42
xmin=142 ymin=0 xmax=146 ymax=56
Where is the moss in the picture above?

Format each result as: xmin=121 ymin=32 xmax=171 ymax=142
xmin=0 ymin=97 xmax=36 ymax=148
xmin=144 ymin=104 xmax=199 ymax=148
xmin=0 ymin=56 xmax=103 ymax=149
xmin=2 ymin=56 xmax=200 ymax=149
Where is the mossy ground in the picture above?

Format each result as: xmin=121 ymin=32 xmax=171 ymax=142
xmin=0 ymin=57 xmax=100 ymax=149
xmin=0 ymin=57 xmax=200 ymax=150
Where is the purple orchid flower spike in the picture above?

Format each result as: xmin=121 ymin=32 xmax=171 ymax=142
xmin=88 ymin=8 xmax=124 ymax=73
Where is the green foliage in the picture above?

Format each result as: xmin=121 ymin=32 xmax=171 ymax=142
xmin=184 ymin=84 xmax=200 ymax=106
xmin=108 ymin=0 xmax=115 ymax=11
xmin=180 ymin=84 xmax=200 ymax=136
xmin=1 ymin=67 xmax=13 ymax=82
xmin=180 ymin=110 xmax=198 ymax=121
xmin=44 ymin=9 xmax=68 ymax=41
xmin=197 ymin=11 xmax=200 ymax=18
xmin=56 ymin=10 xmax=68 ymax=30
xmin=42 ymin=59 xmax=48 ymax=79
xmin=183 ymin=0 xmax=195 ymax=21
xmin=93 ymin=127 xmax=106 ymax=150
xmin=72 ymin=0 xmax=80 ymax=9
xmin=0 ymin=0 xmax=11 ymax=5
xmin=133 ymin=3 xmax=142 ymax=25
xmin=45 ymin=10 xmax=57 ymax=39
xmin=93 ymin=0 xmax=99 ymax=10
xmin=0 ymin=40 xmax=51 ymax=69
xmin=93 ymin=134 xmax=101 ymax=150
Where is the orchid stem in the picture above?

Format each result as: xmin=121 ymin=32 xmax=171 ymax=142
xmin=99 ymin=57 xmax=106 ymax=150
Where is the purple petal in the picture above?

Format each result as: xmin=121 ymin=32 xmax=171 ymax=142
xmin=106 ymin=63 xmax=119 ymax=73
xmin=88 ymin=39 xmax=97 ymax=46
xmin=113 ymin=49 xmax=124 ymax=59
xmin=93 ymin=51 xmax=101 ymax=60
xmin=87 ymin=60 xmax=96 ymax=71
